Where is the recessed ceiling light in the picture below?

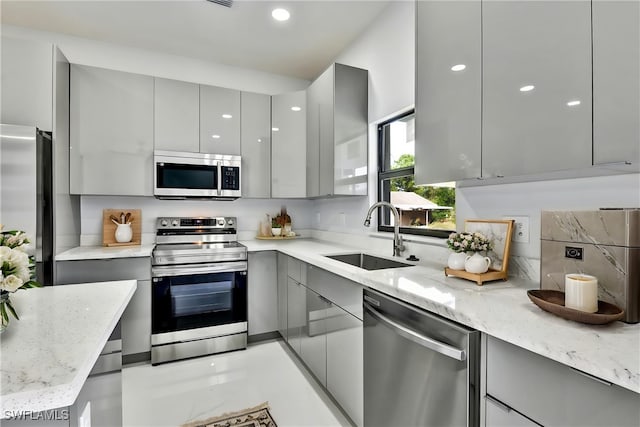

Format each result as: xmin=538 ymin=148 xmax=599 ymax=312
xmin=221 ymin=114 xmax=232 ymax=119
xmin=520 ymin=85 xmax=535 ymax=92
xmin=272 ymin=8 xmax=290 ymax=21
xmin=291 ymin=106 xmax=301 ymax=112
xmin=257 ymin=138 xmax=262 ymax=143
xmin=212 ymin=134 xmax=221 ymax=139
xmin=567 ymin=100 xmax=581 ymax=107
xmin=451 ymin=64 xmax=466 ymax=72
xmin=272 ymin=127 xmax=280 ymax=132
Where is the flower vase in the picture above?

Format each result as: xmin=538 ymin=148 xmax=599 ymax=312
xmin=447 ymin=252 xmax=467 ymax=270
xmin=464 ymin=252 xmax=492 ymax=274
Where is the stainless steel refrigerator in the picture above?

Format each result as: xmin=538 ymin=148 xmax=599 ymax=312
xmin=0 ymin=123 xmax=54 ymax=285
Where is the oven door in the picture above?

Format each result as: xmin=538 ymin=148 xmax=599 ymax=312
xmin=151 ymin=262 xmax=247 ymax=338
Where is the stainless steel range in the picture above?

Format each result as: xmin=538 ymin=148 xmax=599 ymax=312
xmin=151 ymin=217 xmax=247 ymax=365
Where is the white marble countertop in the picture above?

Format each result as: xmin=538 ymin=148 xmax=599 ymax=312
xmin=240 ymin=238 xmax=640 ymax=394
xmin=56 ymin=244 xmax=155 ymax=261
xmin=0 ymin=280 xmax=137 ymax=416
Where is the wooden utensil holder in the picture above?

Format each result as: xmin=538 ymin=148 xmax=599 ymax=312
xmin=102 ymin=209 xmax=141 ymax=247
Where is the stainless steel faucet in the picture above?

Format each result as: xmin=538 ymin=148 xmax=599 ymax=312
xmin=364 ymin=201 xmax=405 ymax=257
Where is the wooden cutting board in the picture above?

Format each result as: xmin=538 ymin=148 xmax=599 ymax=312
xmin=102 ymin=209 xmax=142 ymax=247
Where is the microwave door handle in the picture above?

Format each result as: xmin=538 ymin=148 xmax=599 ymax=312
xmin=217 ymin=162 xmax=222 ymax=196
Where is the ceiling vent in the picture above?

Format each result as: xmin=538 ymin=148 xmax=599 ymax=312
xmin=206 ymin=0 xmax=233 ymax=7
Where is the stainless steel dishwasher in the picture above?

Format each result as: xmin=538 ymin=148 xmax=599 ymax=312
xmin=363 ymin=289 xmax=480 ymax=427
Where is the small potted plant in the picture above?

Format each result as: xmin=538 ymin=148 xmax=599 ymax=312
xmin=446 ymin=231 xmax=493 ymax=272
xmin=271 ymin=218 xmax=282 ymax=237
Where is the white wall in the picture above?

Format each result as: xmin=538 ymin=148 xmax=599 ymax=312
xmin=2 ymin=25 xmax=309 ymax=94
xmin=80 ymin=196 xmax=313 ymax=245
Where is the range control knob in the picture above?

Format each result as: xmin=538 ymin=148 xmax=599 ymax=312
xmin=160 ymin=219 xmax=168 ymax=227
xmin=227 ymin=219 xmax=234 ymax=226
xmin=217 ymin=219 xmax=225 ymax=226
xmin=171 ymin=219 xmax=179 ymax=227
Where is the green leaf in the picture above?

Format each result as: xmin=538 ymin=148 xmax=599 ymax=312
xmin=0 ymin=303 xmax=8 ymax=323
xmin=5 ymin=300 xmax=19 ymax=320
xmin=22 ymin=280 xmax=42 ymax=288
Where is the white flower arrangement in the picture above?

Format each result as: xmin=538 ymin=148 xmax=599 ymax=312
xmin=0 ymin=226 xmax=41 ymax=326
xmin=446 ymin=231 xmax=493 ymax=253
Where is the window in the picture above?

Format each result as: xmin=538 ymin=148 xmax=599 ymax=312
xmin=377 ymin=111 xmax=455 ymax=238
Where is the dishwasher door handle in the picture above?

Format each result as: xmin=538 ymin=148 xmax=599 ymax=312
xmin=364 ymin=301 xmax=466 ymax=361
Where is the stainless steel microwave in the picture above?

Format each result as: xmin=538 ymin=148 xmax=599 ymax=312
xmin=154 ymin=150 xmax=241 ymax=200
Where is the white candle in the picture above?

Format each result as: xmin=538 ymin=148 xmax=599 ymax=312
xmin=565 ymin=274 xmax=598 ymax=313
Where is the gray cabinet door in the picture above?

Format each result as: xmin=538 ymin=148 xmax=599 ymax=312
xmin=154 ymin=77 xmax=199 ymax=152
xmin=1 ymin=36 xmax=53 ymax=131
xmin=482 ymin=1 xmax=592 ymax=178
xmin=316 ymin=66 xmax=335 ymax=197
xmin=306 ymin=77 xmax=322 ymax=198
xmin=415 ymin=0 xmax=481 ymax=184
xmin=334 ymin=64 xmax=368 ymax=196
xmin=592 ymin=0 xmax=640 ymax=166
xmin=272 ymin=90 xmax=307 ymax=198
xmin=326 ymin=304 xmax=363 ymax=427
xmin=199 ymin=84 xmax=241 ymax=155
xmin=277 ymin=253 xmax=288 ymax=339
xmin=485 ymin=396 xmax=539 ymax=427
xmin=286 ymin=277 xmax=306 ymax=355
xmin=247 ymin=252 xmax=278 ymax=336
xmin=121 ymin=279 xmax=151 ymax=356
xmin=70 ymin=65 xmax=154 ymax=196
xmin=487 ymin=336 xmax=640 ymax=426
xmin=241 ymin=92 xmax=271 ymax=198
xmin=300 ymin=287 xmax=329 ymax=387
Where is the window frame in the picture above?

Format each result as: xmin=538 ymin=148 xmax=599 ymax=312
xmin=377 ymin=110 xmax=452 ymax=239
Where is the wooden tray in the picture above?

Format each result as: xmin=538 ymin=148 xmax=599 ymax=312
xmin=527 ymin=290 xmax=624 ymax=325
xmin=256 ymin=235 xmax=297 ymax=240
xmin=102 ymin=209 xmax=141 ymax=247
xmin=444 ymin=267 xmax=508 ymax=286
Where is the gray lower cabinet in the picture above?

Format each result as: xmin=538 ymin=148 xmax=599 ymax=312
xmin=286 ymin=276 xmax=306 ymax=355
xmin=56 ymin=257 xmax=152 ymax=360
xmin=70 ymin=64 xmax=154 ymax=196
xmin=241 ymin=92 xmax=272 ymax=198
xmin=277 ymin=253 xmax=288 ymax=339
xmin=326 ymin=304 xmax=363 ymax=427
xmin=247 ymin=251 xmax=278 ymax=336
xmin=300 ymin=287 xmax=329 ymax=386
xmin=485 ymin=395 xmax=538 ymax=427
xmin=486 ymin=335 xmax=640 ymax=427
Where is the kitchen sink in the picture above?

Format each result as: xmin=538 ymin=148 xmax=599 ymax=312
xmin=325 ymin=253 xmax=414 ymax=271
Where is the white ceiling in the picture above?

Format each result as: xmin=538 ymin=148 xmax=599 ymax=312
xmin=0 ymin=0 xmax=391 ymax=81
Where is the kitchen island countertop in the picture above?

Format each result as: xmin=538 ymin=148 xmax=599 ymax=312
xmin=241 ymin=238 xmax=640 ymax=394
xmin=0 ymin=280 xmax=136 ymax=416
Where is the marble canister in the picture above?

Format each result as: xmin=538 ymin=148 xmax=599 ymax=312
xmin=565 ymin=274 xmax=598 ymax=313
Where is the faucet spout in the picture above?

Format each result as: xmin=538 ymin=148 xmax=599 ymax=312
xmin=364 ymin=201 xmax=405 ymax=257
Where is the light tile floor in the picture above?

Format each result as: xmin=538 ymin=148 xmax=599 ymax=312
xmin=122 ymin=340 xmax=351 ymax=427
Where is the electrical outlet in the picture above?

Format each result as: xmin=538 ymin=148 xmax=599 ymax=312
xmin=507 ymin=216 xmax=530 ymax=243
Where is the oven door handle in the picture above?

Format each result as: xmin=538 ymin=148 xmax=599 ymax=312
xmin=152 ymin=261 xmax=247 ymax=277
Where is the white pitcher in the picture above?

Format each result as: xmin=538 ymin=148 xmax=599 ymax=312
xmin=115 ymin=223 xmax=133 ymax=243
xmin=464 ymin=252 xmax=491 ymax=273
xmin=447 ymin=252 xmax=467 ymax=270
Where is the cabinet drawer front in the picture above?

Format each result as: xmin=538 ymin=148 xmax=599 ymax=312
xmin=287 ymin=256 xmax=304 ymax=283
xmin=307 ymin=264 xmax=363 ymax=320
xmin=485 ymin=396 xmax=539 ymax=427
xmin=487 ymin=336 xmax=640 ymax=426
xmin=57 ymin=258 xmax=151 ymax=283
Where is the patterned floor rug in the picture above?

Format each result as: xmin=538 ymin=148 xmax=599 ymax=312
xmin=181 ymin=402 xmax=277 ymax=427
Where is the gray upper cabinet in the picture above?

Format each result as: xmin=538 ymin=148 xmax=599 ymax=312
xmin=307 ymin=63 xmax=368 ymax=198
xmin=272 ymin=90 xmax=307 ymax=198
xmin=1 ymin=36 xmax=53 ymax=131
xmin=481 ymin=0 xmax=592 ymax=178
xmin=70 ymin=64 xmax=154 ymax=196
xmin=415 ymin=0 xmax=482 ymax=185
xmin=241 ymin=92 xmax=272 ymax=198
xmin=199 ymin=84 xmax=241 ymax=155
xmin=592 ymin=0 xmax=640 ymax=166
xmin=154 ymin=77 xmax=199 ymax=152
